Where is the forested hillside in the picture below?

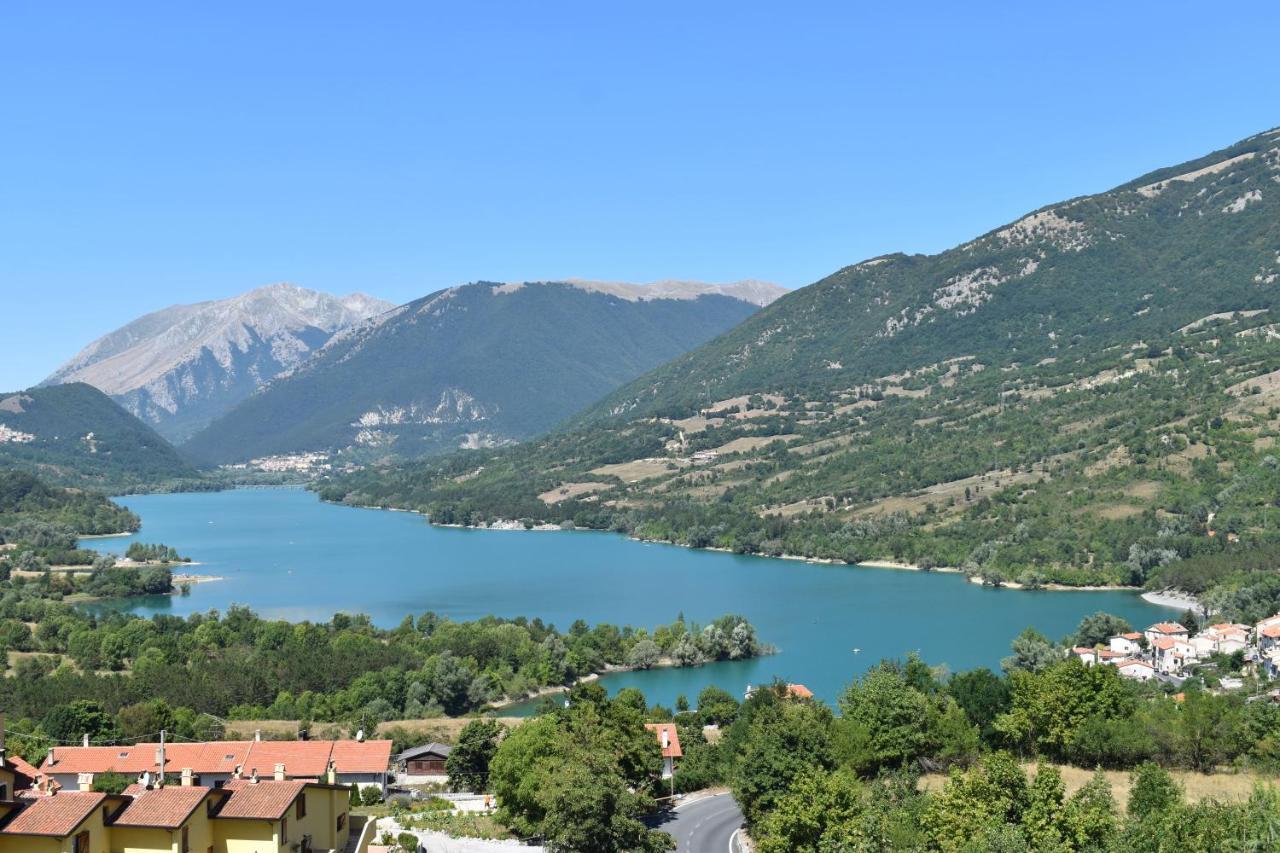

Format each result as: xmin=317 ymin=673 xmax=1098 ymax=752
xmin=184 ymin=281 xmax=779 ymax=464
xmin=318 ymin=127 xmax=1280 ymax=590
xmin=0 ymin=384 xmax=197 ymax=490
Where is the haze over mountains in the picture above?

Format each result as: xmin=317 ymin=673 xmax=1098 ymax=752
xmin=322 ymin=126 xmax=1280 ymax=588
xmin=46 ymin=283 xmax=393 ymax=442
xmin=182 ymin=279 xmax=785 ymax=464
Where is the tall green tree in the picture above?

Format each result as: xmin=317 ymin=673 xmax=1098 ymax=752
xmin=446 ymin=718 xmax=506 ymax=792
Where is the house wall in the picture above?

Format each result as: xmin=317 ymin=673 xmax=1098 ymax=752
xmin=111 ymin=825 xmax=177 ymax=853
xmin=0 ymin=836 xmax=64 ymax=853
xmin=184 ymin=807 xmax=216 ymax=853
xmin=406 ymin=758 xmax=446 ymax=775
xmin=337 ymin=772 xmax=386 ymax=795
xmin=287 ymin=786 xmax=350 ymax=851
xmin=0 ymin=767 xmax=15 ymax=800
xmin=212 ymin=818 xmax=275 ymax=853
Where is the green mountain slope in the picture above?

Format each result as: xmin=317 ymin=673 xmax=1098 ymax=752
xmin=0 ymin=469 xmax=139 ymax=536
xmin=318 ymin=127 xmax=1280 ymax=588
xmin=183 ymin=280 xmax=778 ymax=464
xmin=0 ymin=383 xmax=197 ymax=490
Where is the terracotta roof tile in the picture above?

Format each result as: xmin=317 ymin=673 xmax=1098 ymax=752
xmin=243 ymin=741 xmax=333 ymax=778
xmin=1147 ymin=623 xmax=1187 ymax=635
xmin=41 ymin=739 xmax=383 ymax=779
xmin=112 ymin=786 xmax=212 ymax=829
xmin=5 ymin=755 xmax=40 ymax=781
xmin=644 ymin=724 xmax=683 ymax=759
xmin=217 ymin=780 xmax=306 ymax=820
xmin=1 ymin=792 xmax=106 ymax=836
xmin=329 ymin=740 xmax=392 ymax=774
xmin=786 ymin=683 xmax=814 ymax=699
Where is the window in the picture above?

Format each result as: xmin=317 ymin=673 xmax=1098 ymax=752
xmin=73 ymin=831 xmax=90 ymax=853
xmin=182 ymin=825 xmax=190 ymax=853
xmin=0 ymin=783 xmax=7 ymax=800
xmin=281 ymin=816 xmax=288 ymax=843
xmin=296 ymin=792 xmax=306 ymax=819
xmin=337 ymin=812 xmax=347 ymax=832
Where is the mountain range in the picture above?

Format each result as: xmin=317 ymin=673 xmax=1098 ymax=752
xmin=181 ymin=279 xmax=785 ymax=464
xmin=45 ymin=283 xmax=393 ymax=442
xmin=318 ymin=126 xmax=1280 ymax=589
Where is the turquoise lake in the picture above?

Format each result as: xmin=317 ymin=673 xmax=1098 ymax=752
xmin=81 ymin=487 xmax=1171 ymax=711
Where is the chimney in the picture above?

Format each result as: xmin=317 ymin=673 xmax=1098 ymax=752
xmin=249 ymin=768 xmax=259 ymax=784
xmin=157 ymin=730 xmax=166 ymax=784
xmin=273 ymin=763 xmax=286 ymax=782
xmin=82 ymin=733 xmax=90 ymax=748
xmin=48 ymin=747 xmax=56 ymax=766
xmin=180 ymin=768 xmax=193 ymax=787
xmin=661 ymin=729 xmax=669 ymax=749
xmin=355 ymin=729 xmax=365 ymax=743
xmin=232 ymin=764 xmax=243 ymax=779
xmin=254 ymin=729 xmax=261 ymax=742
xmin=140 ymin=770 xmax=153 ymax=789
xmin=0 ymin=712 xmax=6 ymax=767
xmin=325 ymin=760 xmax=337 ymax=785
xmin=77 ymin=773 xmax=93 ymax=792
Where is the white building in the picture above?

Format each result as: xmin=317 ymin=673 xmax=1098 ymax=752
xmin=1115 ymin=659 xmax=1156 ymax=681
xmin=1109 ymin=632 xmax=1144 ymax=656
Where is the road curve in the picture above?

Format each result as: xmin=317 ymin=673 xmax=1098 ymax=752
xmin=652 ymin=792 xmax=745 ymax=853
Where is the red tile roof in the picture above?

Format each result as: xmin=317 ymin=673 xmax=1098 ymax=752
xmin=786 ymin=683 xmax=814 ymax=699
xmin=644 ymin=723 xmax=683 ymax=759
xmin=0 ymin=792 xmax=106 ymax=836
xmin=5 ymin=755 xmax=40 ymax=782
xmin=217 ymin=780 xmax=306 ymax=820
xmin=328 ymin=740 xmax=394 ymax=774
xmin=1119 ymin=632 xmax=1143 ymax=640
xmin=242 ymin=741 xmax=334 ymax=778
xmin=1116 ymin=659 xmax=1154 ymax=670
xmin=41 ymin=739 xmax=389 ymax=779
xmin=1151 ymin=637 xmax=1177 ymax=650
xmin=42 ymin=746 xmax=133 ymax=775
xmin=1147 ymin=623 xmax=1187 ymax=635
xmin=1262 ymin=626 xmax=1280 ymax=639
xmin=111 ymin=786 xmax=213 ymax=829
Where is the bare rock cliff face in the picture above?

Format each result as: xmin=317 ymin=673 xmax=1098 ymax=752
xmin=46 ymin=283 xmax=392 ymax=442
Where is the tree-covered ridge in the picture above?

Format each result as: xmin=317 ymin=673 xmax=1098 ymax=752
xmin=181 ymin=282 xmax=768 ymax=465
xmin=0 ymin=384 xmax=197 ymax=491
xmin=0 ymin=470 xmax=138 ymax=535
xmin=0 ymin=597 xmax=765 ymax=761
xmin=579 ymin=127 xmax=1280 ymax=421
xmin=317 ymin=128 xmax=1280 ymax=588
xmin=0 ymin=469 xmax=140 ymax=572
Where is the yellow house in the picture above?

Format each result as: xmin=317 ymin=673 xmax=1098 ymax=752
xmin=0 ymin=790 xmax=124 ymax=853
xmin=212 ymin=778 xmax=352 ymax=853
xmin=110 ymin=784 xmax=224 ymax=853
xmin=0 ymin=779 xmax=354 ymax=853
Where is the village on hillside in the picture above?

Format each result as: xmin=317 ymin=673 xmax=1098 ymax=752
xmin=1071 ymin=613 xmax=1280 ymax=687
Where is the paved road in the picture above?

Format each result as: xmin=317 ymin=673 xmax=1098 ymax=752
xmin=651 ymin=792 xmax=745 ymax=853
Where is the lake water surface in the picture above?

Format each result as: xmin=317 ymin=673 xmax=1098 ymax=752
xmin=81 ymin=488 xmax=1171 ymax=710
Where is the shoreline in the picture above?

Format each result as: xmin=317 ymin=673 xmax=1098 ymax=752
xmin=329 ymin=498 xmax=1166 ymax=596
xmin=1141 ymin=589 xmax=1204 ymax=612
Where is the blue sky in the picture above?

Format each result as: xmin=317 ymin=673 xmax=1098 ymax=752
xmin=3 ymin=1 xmax=1279 ymax=390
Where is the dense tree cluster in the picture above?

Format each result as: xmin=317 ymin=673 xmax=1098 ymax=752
xmin=0 ymin=597 xmax=765 ymax=764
